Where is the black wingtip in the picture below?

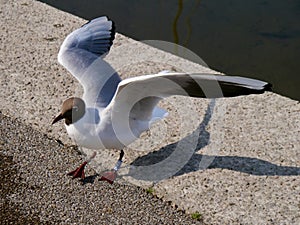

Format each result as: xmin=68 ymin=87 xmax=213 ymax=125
xmin=108 ymin=16 xmax=116 ymax=46
xmin=82 ymin=16 xmax=115 ymax=36
xmin=264 ymin=82 xmax=273 ymax=92
xmin=81 ymin=16 xmax=116 ymax=56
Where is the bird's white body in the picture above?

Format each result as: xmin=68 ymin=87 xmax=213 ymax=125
xmin=65 ymin=108 xmax=106 ymax=150
xmin=65 ymin=106 xmax=153 ymax=150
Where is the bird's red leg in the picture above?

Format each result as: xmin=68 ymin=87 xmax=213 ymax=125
xmin=100 ymin=150 xmax=124 ymax=184
xmin=68 ymin=152 xmax=96 ymax=179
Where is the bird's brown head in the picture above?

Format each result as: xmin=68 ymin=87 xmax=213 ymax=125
xmin=52 ymin=97 xmax=85 ymax=125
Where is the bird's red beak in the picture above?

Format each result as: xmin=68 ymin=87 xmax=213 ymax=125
xmin=52 ymin=113 xmax=64 ymax=125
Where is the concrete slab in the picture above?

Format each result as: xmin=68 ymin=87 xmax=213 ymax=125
xmin=1 ymin=0 xmax=300 ymax=224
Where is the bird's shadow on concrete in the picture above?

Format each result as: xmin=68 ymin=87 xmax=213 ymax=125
xmin=128 ymin=99 xmax=300 ymax=182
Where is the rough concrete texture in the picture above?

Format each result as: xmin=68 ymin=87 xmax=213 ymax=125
xmin=0 ymin=112 xmax=204 ymax=225
xmin=1 ymin=0 xmax=300 ymax=224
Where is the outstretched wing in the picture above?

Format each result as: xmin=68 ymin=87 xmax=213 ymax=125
xmin=109 ymin=72 xmax=271 ymax=122
xmin=58 ymin=16 xmax=121 ymax=108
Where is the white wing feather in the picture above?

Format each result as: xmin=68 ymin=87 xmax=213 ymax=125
xmin=108 ymin=72 xmax=271 ymax=122
xmin=58 ymin=16 xmax=121 ymax=108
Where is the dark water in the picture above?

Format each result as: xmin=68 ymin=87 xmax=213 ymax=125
xmin=39 ymin=0 xmax=300 ymax=101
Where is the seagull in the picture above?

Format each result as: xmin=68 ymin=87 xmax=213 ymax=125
xmin=52 ymin=16 xmax=271 ymax=184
